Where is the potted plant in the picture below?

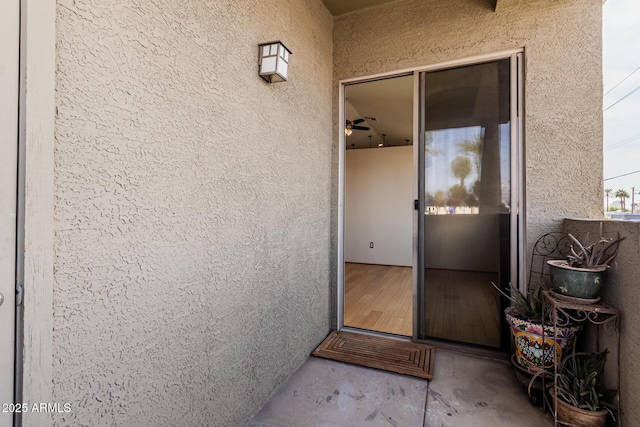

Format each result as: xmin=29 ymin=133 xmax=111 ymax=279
xmin=548 ymin=225 xmax=625 ymax=299
xmin=492 ymin=282 xmax=582 ymax=373
xmin=552 ymin=350 xmax=615 ymax=427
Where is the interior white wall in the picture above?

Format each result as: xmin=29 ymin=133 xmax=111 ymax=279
xmin=345 ymin=146 xmax=412 ymax=266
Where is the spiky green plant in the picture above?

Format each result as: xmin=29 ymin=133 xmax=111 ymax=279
xmin=555 ymin=349 xmax=615 ymax=418
xmin=491 ymin=282 xmax=545 ymax=322
xmin=566 ymin=224 xmax=625 ymax=268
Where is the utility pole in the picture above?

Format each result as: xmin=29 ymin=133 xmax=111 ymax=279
xmin=633 ymin=186 xmax=636 ymax=214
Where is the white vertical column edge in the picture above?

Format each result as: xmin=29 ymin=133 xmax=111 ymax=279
xmin=19 ymin=0 xmax=56 ymax=425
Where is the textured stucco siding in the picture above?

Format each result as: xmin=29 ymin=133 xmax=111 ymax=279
xmin=564 ymin=219 xmax=640 ymax=426
xmin=54 ymin=1 xmax=333 ymax=425
xmin=330 ymin=0 xmax=604 ymax=323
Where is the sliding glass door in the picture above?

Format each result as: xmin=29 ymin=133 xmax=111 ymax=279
xmin=338 ymin=53 xmax=522 ymax=351
xmin=417 ymin=58 xmax=517 ymax=349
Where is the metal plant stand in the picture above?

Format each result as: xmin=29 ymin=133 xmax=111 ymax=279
xmin=541 ymin=290 xmax=621 ymax=426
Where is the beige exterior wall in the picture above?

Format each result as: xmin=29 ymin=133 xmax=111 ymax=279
xmin=330 ymin=0 xmax=604 ymax=319
xmin=30 ymin=0 xmax=609 ymax=424
xmin=564 ymin=219 xmax=640 ymax=426
xmin=53 ymin=0 xmax=332 ymax=425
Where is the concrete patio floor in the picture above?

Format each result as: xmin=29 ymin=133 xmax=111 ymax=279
xmin=245 ymin=348 xmax=553 ymax=426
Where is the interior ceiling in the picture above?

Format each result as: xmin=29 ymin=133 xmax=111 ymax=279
xmin=344 ymin=61 xmax=509 ymax=150
xmin=345 ymin=75 xmax=414 ymax=150
xmin=321 ymin=0 xmax=398 ymax=16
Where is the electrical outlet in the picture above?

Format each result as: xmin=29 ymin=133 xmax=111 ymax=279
xmin=370 ymin=242 xmax=374 ymax=248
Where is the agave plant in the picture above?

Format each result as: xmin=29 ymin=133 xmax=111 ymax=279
xmin=566 ymin=224 xmax=625 ymax=269
xmin=491 ymin=281 xmax=546 ymax=322
xmin=554 ymin=349 xmax=615 ymax=417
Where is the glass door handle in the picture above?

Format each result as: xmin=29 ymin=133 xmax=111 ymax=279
xmin=414 ymin=199 xmax=419 ymax=210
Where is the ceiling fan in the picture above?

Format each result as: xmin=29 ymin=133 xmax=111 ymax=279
xmin=345 ymin=118 xmax=370 ymax=136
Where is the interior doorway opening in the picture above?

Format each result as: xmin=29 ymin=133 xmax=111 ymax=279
xmin=343 ymin=75 xmax=414 ymax=337
xmin=339 ymin=51 xmax=523 ymax=352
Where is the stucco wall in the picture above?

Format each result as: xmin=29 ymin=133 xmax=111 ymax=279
xmin=330 ymin=0 xmax=603 ymax=323
xmin=564 ymin=219 xmax=640 ymax=426
xmin=54 ymin=1 xmax=333 ymax=425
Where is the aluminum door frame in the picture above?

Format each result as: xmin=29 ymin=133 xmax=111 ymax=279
xmin=415 ymin=52 xmax=524 ymax=342
xmin=337 ymin=49 xmax=525 ymax=345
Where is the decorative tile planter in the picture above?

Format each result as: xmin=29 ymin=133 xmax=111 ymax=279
xmin=505 ymin=306 xmax=582 ymax=373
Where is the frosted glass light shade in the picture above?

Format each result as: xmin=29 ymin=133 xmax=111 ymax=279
xmin=258 ymin=41 xmax=292 ymax=83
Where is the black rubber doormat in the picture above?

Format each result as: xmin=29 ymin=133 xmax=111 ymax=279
xmin=312 ymin=331 xmax=435 ymax=380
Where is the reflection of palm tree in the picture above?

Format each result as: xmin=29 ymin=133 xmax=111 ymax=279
xmin=447 ymin=184 xmax=468 ymax=207
xmin=604 ymin=188 xmax=612 ymax=211
xmin=451 ymin=156 xmax=472 ymax=187
xmin=425 ymin=131 xmax=441 ymax=157
xmin=615 ymin=189 xmax=630 ymax=211
xmin=433 ymin=190 xmax=446 ymax=207
xmin=458 ymin=136 xmax=483 ymax=177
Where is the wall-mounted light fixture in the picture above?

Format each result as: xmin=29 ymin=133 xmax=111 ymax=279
xmin=258 ymin=41 xmax=292 ymax=83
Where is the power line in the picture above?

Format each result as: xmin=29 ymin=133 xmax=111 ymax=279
xmin=604 ymin=84 xmax=640 ymax=112
xmin=604 ymin=65 xmax=640 ymax=96
xmin=604 ymin=132 xmax=640 ymax=152
xmin=604 ymin=169 xmax=640 ymax=181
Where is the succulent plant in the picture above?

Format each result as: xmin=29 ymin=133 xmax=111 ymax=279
xmin=491 ymin=281 xmax=546 ymax=322
xmin=554 ymin=349 xmax=615 ymax=417
xmin=566 ymin=224 xmax=625 ymax=269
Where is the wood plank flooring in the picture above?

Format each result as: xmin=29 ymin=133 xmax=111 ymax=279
xmin=344 ymin=263 xmax=413 ymax=336
xmin=344 ymin=263 xmax=502 ymax=347
xmin=424 ymin=269 xmax=501 ymax=348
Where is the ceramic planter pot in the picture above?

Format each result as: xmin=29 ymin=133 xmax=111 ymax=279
xmin=505 ymin=306 xmax=582 ymax=373
xmin=547 ymin=260 xmax=608 ymax=299
xmin=552 ymin=388 xmax=608 ymax=427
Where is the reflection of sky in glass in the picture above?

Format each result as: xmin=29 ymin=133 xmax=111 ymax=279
xmin=425 ymin=124 xmax=511 ymax=206
xmin=426 ymin=126 xmax=482 ymax=192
